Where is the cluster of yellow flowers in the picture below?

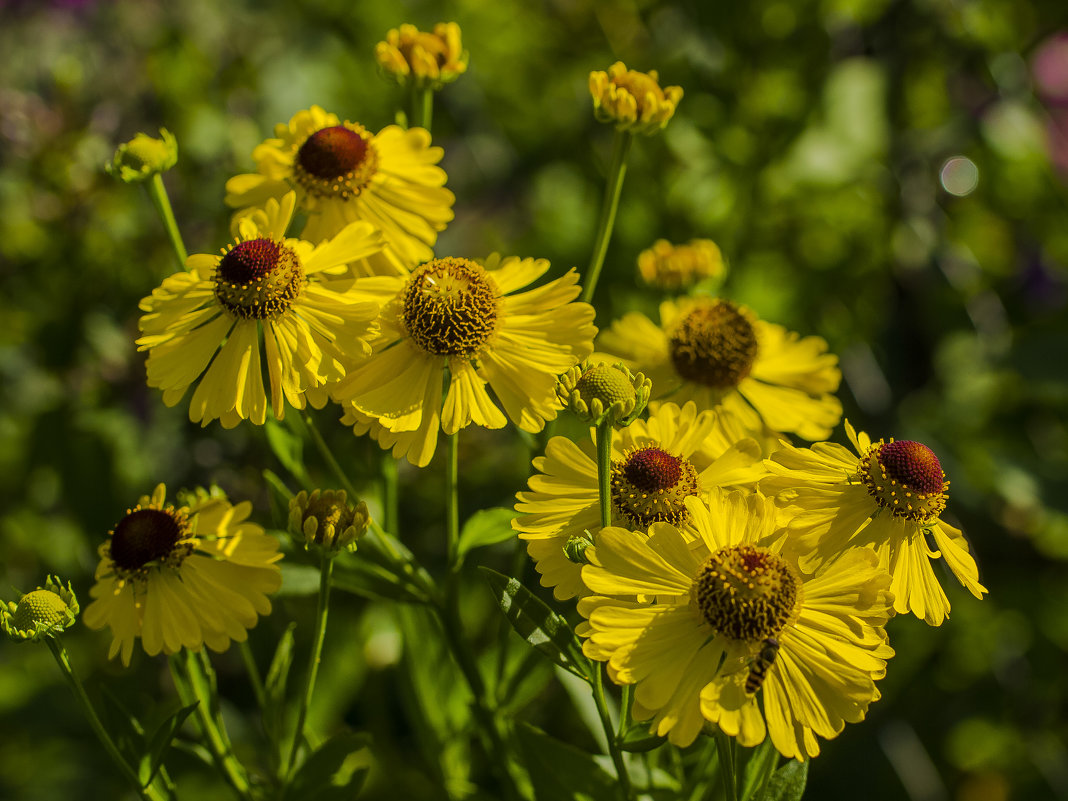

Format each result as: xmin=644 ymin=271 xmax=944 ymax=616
xmin=36 ymin=22 xmax=988 ymax=783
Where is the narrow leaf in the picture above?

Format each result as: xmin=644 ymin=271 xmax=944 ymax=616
xmin=618 ymin=722 xmax=667 ymax=753
xmin=480 ymin=567 xmax=590 ymax=682
xmin=755 ymin=758 xmax=808 ymax=801
xmin=514 ymin=722 xmax=618 ymax=801
xmin=740 ymin=738 xmax=779 ymax=800
xmin=457 ymin=508 xmax=517 ymax=561
xmin=265 ymin=418 xmax=312 ymax=489
xmin=283 ymin=732 xmax=371 ymax=801
xmin=332 ymin=560 xmax=428 ymax=604
xmin=139 ymin=702 xmax=198 ymax=787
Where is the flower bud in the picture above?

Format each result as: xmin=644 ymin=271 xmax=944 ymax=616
xmin=106 ymin=129 xmax=178 ymax=183
xmin=557 ymin=360 xmax=651 ymax=428
xmin=1 ymin=576 xmax=79 ymax=642
xmin=376 ymin=22 xmax=468 ymax=91
xmin=563 ymin=535 xmax=593 ymax=565
xmin=589 ymin=62 xmax=683 ymax=135
xmin=638 ymin=239 xmax=726 ymax=291
xmin=288 ymin=489 xmax=370 ymax=554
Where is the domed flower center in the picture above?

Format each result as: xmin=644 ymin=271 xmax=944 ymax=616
xmin=668 ymin=301 xmax=758 ymax=391
xmin=692 ymin=545 xmax=800 ymax=642
xmin=858 ymin=439 xmax=948 ymax=522
xmin=215 ymin=238 xmax=305 ymax=320
xmin=401 ymin=257 xmax=500 ymax=357
xmin=575 ymin=364 xmax=636 ymax=409
xmin=610 ymin=446 xmax=699 ymax=527
xmin=293 ymin=124 xmax=378 ymax=200
xmin=12 ymin=590 xmax=70 ymax=631
xmin=613 ymin=70 xmax=666 ymax=108
xmin=109 ymin=508 xmax=190 ymax=574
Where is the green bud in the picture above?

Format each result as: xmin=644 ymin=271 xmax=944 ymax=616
xmin=563 ymin=535 xmax=593 ymax=565
xmin=288 ymin=489 xmax=370 ymax=555
xmin=556 ymin=360 xmax=652 ymax=428
xmin=106 ymin=128 xmax=178 ymax=183
xmin=1 ymin=576 xmax=79 ymax=642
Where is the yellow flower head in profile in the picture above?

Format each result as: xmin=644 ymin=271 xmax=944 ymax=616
xmin=579 ymin=490 xmax=895 ymax=757
xmin=761 ymin=421 xmax=988 ymax=626
xmin=83 ymin=485 xmax=282 ymax=666
xmin=225 ymin=105 xmax=455 ymax=267
xmin=638 ymin=238 xmax=726 ymax=291
xmin=376 ymin=22 xmax=468 ymax=90
xmin=589 ymin=62 xmax=683 ymax=135
xmin=333 ymin=254 xmax=596 ymax=467
xmin=138 ymin=192 xmax=381 ymax=428
xmin=597 ymin=297 xmax=843 ymax=441
xmin=513 ymin=402 xmax=765 ymax=600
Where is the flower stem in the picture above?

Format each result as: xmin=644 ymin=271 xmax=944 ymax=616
xmin=445 ymin=430 xmax=460 ymax=570
xmin=714 ymin=729 xmax=739 ymax=801
xmin=581 ymin=128 xmax=633 ymax=305
xmin=171 ymin=650 xmax=251 ymax=800
xmin=287 ymin=552 xmax=334 ymax=775
xmin=46 ymin=637 xmax=168 ymax=801
xmin=380 ymin=453 xmax=400 ymax=536
xmin=412 ymin=86 xmax=434 ymax=133
xmin=595 ymin=419 xmax=614 ymax=528
xmin=591 ymin=663 xmax=635 ymax=801
xmin=302 ymin=411 xmax=358 ymax=498
xmin=146 ymin=172 xmax=188 ymax=269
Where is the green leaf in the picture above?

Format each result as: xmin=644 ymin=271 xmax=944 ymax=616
xmin=332 ymin=559 xmax=429 ymax=604
xmin=618 ymin=722 xmax=667 ymax=753
xmin=283 ymin=732 xmax=371 ymax=801
xmin=740 ymin=738 xmax=779 ymax=800
xmin=266 ymin=418 xmax=312 ymax=489
xmin=278 ymin=563 xmax=322 ymax=596
xmin=138 ymin=702 xmax=198 ymax=787
xmin=479 ymin=567 xmax=591 ymax=682
xmin=457 ymin=508 xmax=517 ymax=562
xmin=264 ymin=622 xmax=297 ymax=767
xmin=514 ymin=722 xmax=617 ymax=801
xmin=754 ymin=758 xmax=808 ymax=801
xmin=97 ymin=685 xmax=147 ymax=767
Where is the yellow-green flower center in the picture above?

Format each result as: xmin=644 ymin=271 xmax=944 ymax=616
xmin=401 ymin=257 xmax=500 ymax=357
xmin=12 ymin=590 xmax=70 ymax=632
xmin=692 ymin=545 xmax=800 ymax=642
xmin=294 ymin=124 xmax=378 ymax=200
xmin=859 ymin=439 xmax=948 ymax=522
xmin=610 ymin=446 xmax=699 ymax=528
xmin=575 ymin=364 xmax=636 ymax=409
xmin=215 ymin=238 xmax=305 ymax=320
xmin=109 ymin=508 xmax=189 ymax=573
xmin=669 ymin=301 xmax=758 ymax=390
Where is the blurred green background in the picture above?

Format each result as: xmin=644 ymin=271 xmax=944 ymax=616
xmin=1 ymin=0 xmax=1067 ymax=799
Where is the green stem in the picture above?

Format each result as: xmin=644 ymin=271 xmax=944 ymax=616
xmin=171 ymin=651 xmax=251 ymax=800
xmin=714 ymin=729 xmax=739 ymax=801
xmin=581 ymin=129 xmax=633 ymax=305
xmin=47 ymin=638 xmax=168 ymax=801
xmin=618 ymin=684 xmax=634 ymax=739
xmin=146 ymin=173 xmax=188 ymax=269
xmin=239 ymin=640 xmax=266 ymax=712
xmin=287 ymin=553 xmax=334 ymax=775
xmin=445 ymin=431 xmax=460 ymax=570
xmin=302 ymin=411 xmax=358 ymax=498
xmin=595 ymin=420 xmax=614 ymax=529
xmin=412 ymin=86 xmax=434 ymax=133
xmin=381 ymin=453 xmax=399 ymax=537
xmin=682 ymin=737 xmax=716 ymax=801
xmin=591 ymin=663 xmax=634 ymax=801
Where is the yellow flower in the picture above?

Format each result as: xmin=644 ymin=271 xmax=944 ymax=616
xmin=376 ymin=22 xmax=468 ymax=89
xmin=333 ymin=254 xmax=596 ymax=467
xmin=589 ymin=62 xmax=683 ymax=135
xmin=638 ymin=238 xmax=726 ymax=291
xmin=225 ymin=105 xmax=454 ymax=268
xmin=137 ymin=192 xmax=381 ymax=428
xmin=513 ymin=402 xmax=765 ymax=600
xmin=83 ymin=485 xmax=282 ymax=666
xmin=761 ymin=421 xmax=988 ymax=626
xmin=579 ymin=490 xmax=894 ymax=757
xmin=597 ymin=297 xmax=842 ymax=441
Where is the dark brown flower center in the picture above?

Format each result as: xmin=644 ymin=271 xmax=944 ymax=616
xmin=692 ymin=545 xmax=800 ymax=642
xmin=401 ymin=257 xmax=499 ymax=357
xmin=297 ymin=126 xmax=369 ymax=180
xmin=215 ymin=238 xmax=305 ymax=319
xmin=878 ymin=441 xmax=944 ymax=495
xmin=668 ymin=300 xmax=758 ymax=390
xmin=610 ymin=446 xmax=699 ymax=528
xmin=109 ymin=509 xmax=184 ymax=572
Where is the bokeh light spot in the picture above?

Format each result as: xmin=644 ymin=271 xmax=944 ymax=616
xmin=940 ymin=156 xmax=979 ymax=196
